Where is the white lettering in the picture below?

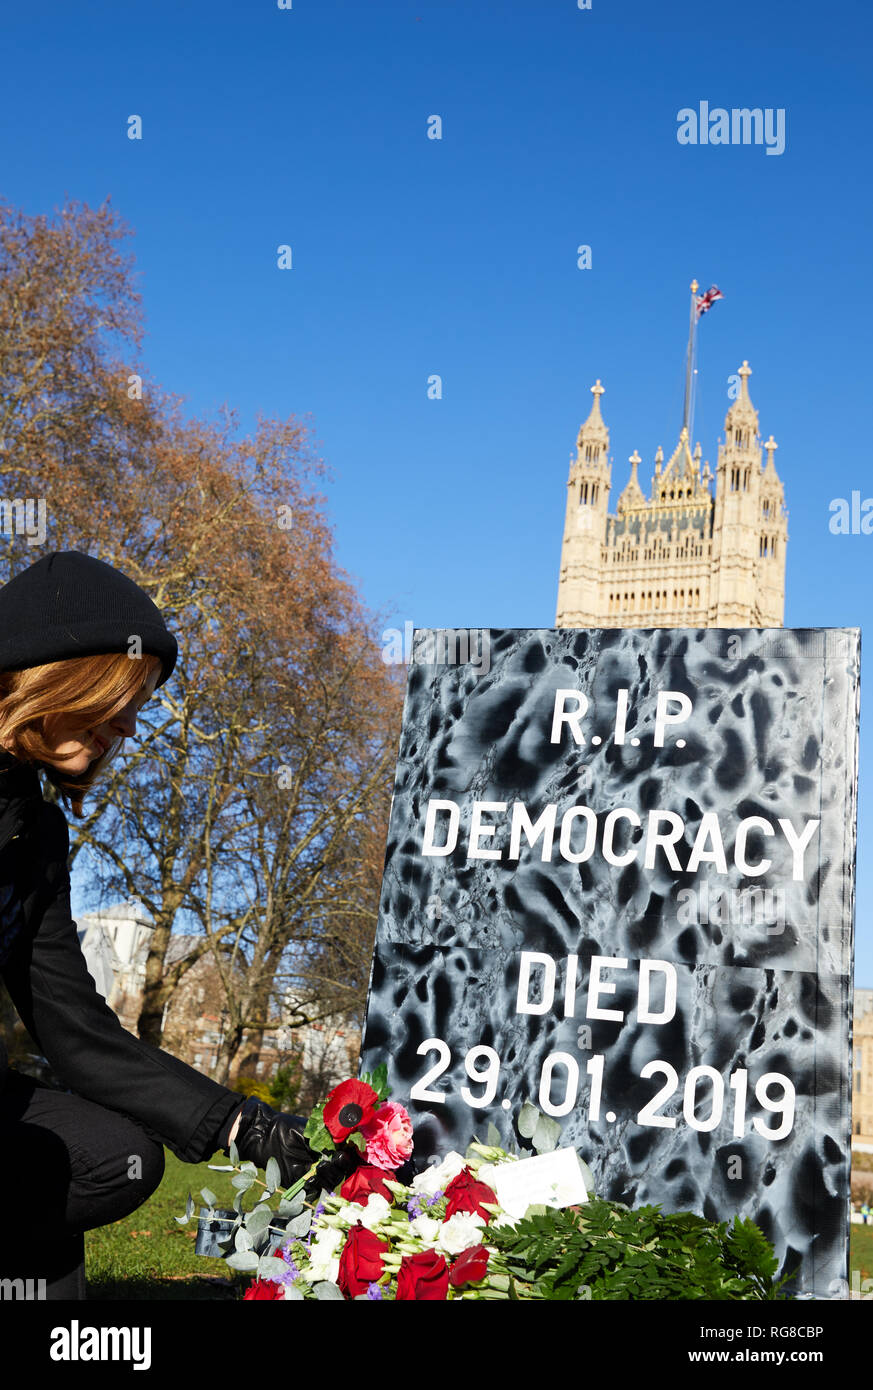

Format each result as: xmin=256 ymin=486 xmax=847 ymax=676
xmin=587 ymin=955 xmax=627 ymax=1022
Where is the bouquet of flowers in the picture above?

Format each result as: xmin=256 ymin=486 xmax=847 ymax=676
xmin=182 ymin=1065 xmax=786 ymax=1301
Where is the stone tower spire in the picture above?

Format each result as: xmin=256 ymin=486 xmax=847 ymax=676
xmin=757 ymin=433 xmax=789 ymax=623
xmin=709 ymin=361 xmax=779 ymax=625
xmin=554 ymin=357 xmax=786 ymax=630
xmin=555 ymin=380 xmax=612 ymax=625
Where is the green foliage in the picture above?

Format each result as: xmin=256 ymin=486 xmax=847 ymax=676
xmin=302 ymin=1112 xmax=333 ymax=1154
xmin=360 ymin=1062 xmax=390 ymax=1101
xmin=488 ymin=1199 xmax=788 ymax=1301
xmin=269 ymin=1062 xmax=303 ymax=1112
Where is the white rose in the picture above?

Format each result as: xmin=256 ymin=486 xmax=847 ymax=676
xmin=435 ymin=1212 xmax=486 ymax=1255
xmin=411 ymin=1151 xmax=468 ymax=1196
xmin=300 ymin=1225 xmax=343 ymax=1283
xmin=474 ymin=1162 xmax=501 ymax=1189
xmin=358 ymin=1194 xmax=392 ymax=1231
xmin=335 ymin=1202 xmax=363 ymax=1227
xmin=407 ymin=1215 xmax=442 ymax=1243
xmin=307 ymin=1253 xmax=340 ymax=1284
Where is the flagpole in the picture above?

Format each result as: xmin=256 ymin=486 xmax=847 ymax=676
xmin=682 ymin=278 xmax=698 ymax=436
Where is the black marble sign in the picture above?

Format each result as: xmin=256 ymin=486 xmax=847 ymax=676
xmin=359 ymin=627 xmax=860 ymax=1298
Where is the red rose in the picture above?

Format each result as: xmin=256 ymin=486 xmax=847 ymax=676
xmin=340 ymin=1164 xmax=396 ymax=1205
xmin=396 ymin=1248 xmax=449 ymax=1301
xmin=323 ymin=1079 xmax=380 ymax=1142
xmin=243 ymin=1278 xmax=285 ymax=1300
xmin=449 ymin=1244 xmax=490 ymax=1288
xmin=337 ymin=1223 xmax=390 ymax=1299
xmin=444 ymin=1168 xmax=498 ymax=1223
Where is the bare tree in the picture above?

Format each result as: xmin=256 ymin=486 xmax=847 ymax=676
xmin=0 ymin=199 xmax=402 ymax=1081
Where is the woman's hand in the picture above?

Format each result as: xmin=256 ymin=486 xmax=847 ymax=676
xmin=231 ymin=1097 xmax=362 ymax=1193
xmin=231 ymin=1098 xmax=316 ymax=1189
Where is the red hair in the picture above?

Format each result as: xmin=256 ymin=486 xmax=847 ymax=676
xmin=0 ymin=651 xmax=163 ymax=816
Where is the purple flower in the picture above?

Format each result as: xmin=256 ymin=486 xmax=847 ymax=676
xmin=426 ymin=1190 xmax=445 ymax=1207
xmin=406 ymin=1195 xmax=424 ymax=1221
xmin=274 ymin=1240 xmax=301 ymax=1283
xmin=366 ymin=1282 xmax=384 ymax=1300
xmin=302 ymin=1205 xmax=326 ymax=1253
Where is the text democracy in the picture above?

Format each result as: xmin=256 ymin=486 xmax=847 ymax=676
xmin=420 ymin=686 xmax=820 ymax=880
xmin=421 ymin=799 xmax=820 ymax=881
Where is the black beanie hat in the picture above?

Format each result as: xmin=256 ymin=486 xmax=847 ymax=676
xmin=0 ymin=551 xmax=178 ymax=688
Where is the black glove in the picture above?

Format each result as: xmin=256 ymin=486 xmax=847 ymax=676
xmin=232 ymin=1098 xmax=361 ymax=1195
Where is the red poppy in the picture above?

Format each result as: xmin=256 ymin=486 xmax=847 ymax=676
xmin=444 ymin=1168 xmax=498 ymax=1223
xmin=243 ymin=1278 xmax=285 ymax=1300
xmin=340 ymin=1164 xmax=395 ymax=1205
xmin=323 ymin=1079 xmax=380 ymax=1142
xmin=449 ymin=1244 xmax=490 ymax=1287
xmin=337 ymin=1223 xmax=390 ymax=1299
xmin=396 ymin=1248 xmax=449 ymax=1301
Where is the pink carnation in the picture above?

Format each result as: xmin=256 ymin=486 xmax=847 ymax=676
xmin=360 ymin=1101 xmax=414 ymax=1170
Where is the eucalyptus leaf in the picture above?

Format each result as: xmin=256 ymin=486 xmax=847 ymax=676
xmin=313 ymin=1281 xmax=345 ymax=1301
xmin=239 ymin=1160 xmax=258 ymax=1174
xmin=234 ymin=1227 xmax=254 ymax=1253
xmin=207 ymin=1164 xmax=235 ymax=1172
xmin=285 ymin=1210 xmax=312 ymax=1239
xmin=257 ymin=1255 xmax=288 ymax=1279
xmin=284 ymin=1284 xmax=304 ymax=1301
xmin=577 ymin=1157 xmax=595 ymax=1195
xmin=225 ymin=1250 xmax=259 ymax=1272
xmin=532 ymin=1113 xmax=561 ymax=1154
xmin=517 ymin=1100 xmax=539 ymax=1139
xmin=185 ymin=1192 xmax=195 ymax=1220
xmin=233 ymin=1191 xmax=245 ymax=1214
xmin=200 ymin=1187 xmax=217 ymax=1208
xmin=229 ymin=1140 xmax=240 ymax=1165
xmin=486 ymin=1122 xmax=502 ymax=1148
xmin=265 ymin=1157 xmax=281 ymax=1191
xmin=278 ymin=1196 xmax=305 ymax=1218
xmin=173 ymin=1214 xmax=189 ymax=1225
xmin=231 ymin=1173 xmax=255 ymax=1192
xmin=246 ymin=1207 xmax=272 ymax=1238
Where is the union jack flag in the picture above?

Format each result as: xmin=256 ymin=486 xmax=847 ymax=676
xmin=695 ymin=285 xmax=724 ymax=320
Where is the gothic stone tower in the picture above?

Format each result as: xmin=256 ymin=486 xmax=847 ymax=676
xmin=555 ymin=362 xmax=787 ymax=628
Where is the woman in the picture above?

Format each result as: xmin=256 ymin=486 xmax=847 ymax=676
xmin=0 ymin=550 xmax=331 ymax=1299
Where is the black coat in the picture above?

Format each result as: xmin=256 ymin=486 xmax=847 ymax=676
xmin=0 ymin=752 xmax=242 ymax=1161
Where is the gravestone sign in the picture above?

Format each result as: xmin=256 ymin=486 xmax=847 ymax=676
xmin=359 ymin=627 xmax=860 ymax=1298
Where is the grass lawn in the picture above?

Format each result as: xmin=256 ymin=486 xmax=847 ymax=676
xmin=85 ymin=1147 xmax=247 ymax=1301
xmin=851 ymin=1222 xmax=873 ymax=1286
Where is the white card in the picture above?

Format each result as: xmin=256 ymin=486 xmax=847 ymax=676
xmin=491 ymin=1147 xmax=589 ymax=1219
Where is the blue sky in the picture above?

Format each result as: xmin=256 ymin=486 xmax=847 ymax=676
xmin=3 ymin=0 xmax=871 ymax=984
